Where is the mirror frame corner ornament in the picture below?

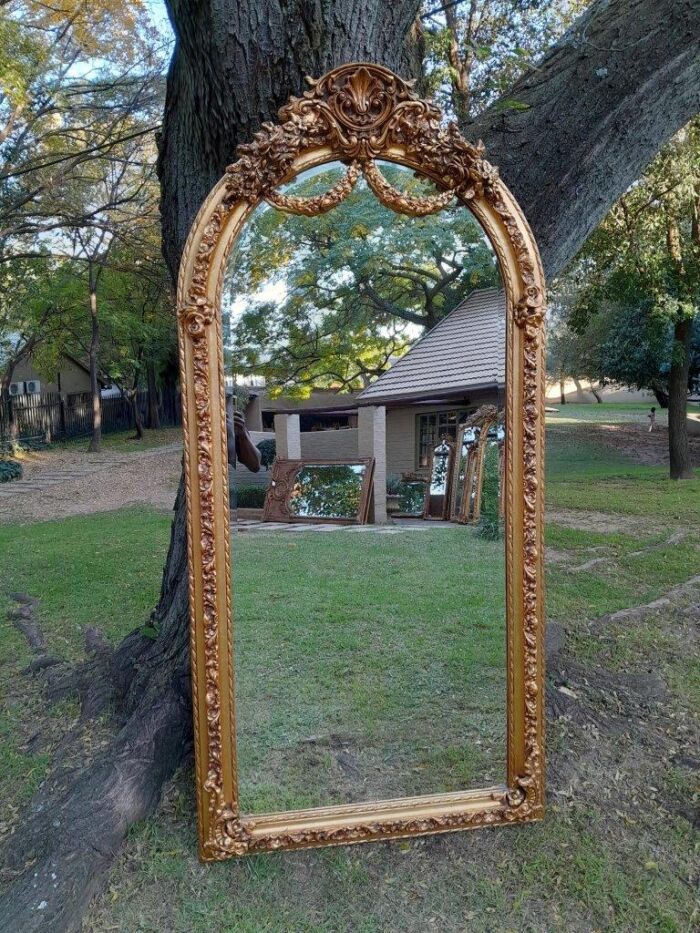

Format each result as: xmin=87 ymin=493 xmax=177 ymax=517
xmin=176 ymin=62 xmax=546 ymax=861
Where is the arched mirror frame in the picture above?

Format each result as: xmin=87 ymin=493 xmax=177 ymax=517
xmin=176 ymin=63 xmax=546 ymax=861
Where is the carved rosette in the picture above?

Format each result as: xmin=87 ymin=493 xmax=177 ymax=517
xmin=177 ymin=62 xmax=545 ymax=861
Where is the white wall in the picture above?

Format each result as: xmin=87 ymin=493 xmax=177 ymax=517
xmin=300 ymin=427 xmax=358 ymax=459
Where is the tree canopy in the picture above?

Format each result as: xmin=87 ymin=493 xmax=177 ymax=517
xmin=551 ymin=116 xmax=700 ymax=475
xmin=224 ymin=162 xmax=499 ymax=396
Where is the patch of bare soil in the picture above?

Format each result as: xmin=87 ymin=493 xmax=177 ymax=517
xmin=0 ymin=443 xmax=182 ymax=523
xmin=577 ymin=421 xmax=700 ymax=467
xmin=545 ymin=508 xmax=651 ymax=533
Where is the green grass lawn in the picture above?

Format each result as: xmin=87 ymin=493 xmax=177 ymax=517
xmin=546 ymin=400 xmax=700 ymax=424
xmin=0 ymin=413 xmax=698 ymax=931
xmin=50 ymin=425 xmax=182 ymax=454
xmin=234 ymin=527 xmax=506 ymax=811
xmin=546 ymin=415 xmax=700 ymax=520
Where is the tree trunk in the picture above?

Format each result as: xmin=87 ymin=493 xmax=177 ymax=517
xmin=87 ymin=267 xmax=101 ymax=453
xmin=591 ymin=385 xmax=603 ymax=404
xmin=129 ymin=389 xmax=145 ymax=440
xmin=1 ymin=342 xmax=37 ymax=448
xmin=157 ymin=0 xmax=423 ymax=275
xmin=668 ymin=317 xmax=694 ymax=480
xmin=3 ymin=0 xmax=700 ymax=927
xmin=1 ymin=366 xmax=19 ymax=447
xmin=652 ymin=385 xmax=670 ymax=408
xmin=146 ymin=361 xmax=161 ymax=429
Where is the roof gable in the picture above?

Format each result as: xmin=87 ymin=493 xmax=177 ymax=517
xmin=357 ymin=287 xmax=505 ymax=405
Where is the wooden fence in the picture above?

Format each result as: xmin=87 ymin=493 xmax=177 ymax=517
xmin=0 ymin=388 xmax=181 ymax=445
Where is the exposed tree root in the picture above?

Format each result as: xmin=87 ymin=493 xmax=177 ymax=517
xmin=0 ymin=484 xmax=192 ymax=933
xmin=602 ymin=575 xmax=700 ymax=624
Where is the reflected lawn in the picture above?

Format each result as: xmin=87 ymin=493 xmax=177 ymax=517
xmin=232 ymin=526 xmax=506 ymax=813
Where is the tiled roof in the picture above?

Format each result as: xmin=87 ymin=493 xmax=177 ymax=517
xmin=259 ymin=388 xmax=360 ymax=412
xmin=357 ymin=287 xmax=506 ymax=405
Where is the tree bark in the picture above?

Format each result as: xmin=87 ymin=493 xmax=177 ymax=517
xmin=2 ymin=0 xmax=699 ymax=927
xmin=465 ymin=0 xmax=700 ymax=279
xmin=87 ymin=264 xmax=101 ymax=453
xmin=668 ymin=317 xmax=694 ymax=480
xmin=157 ymin=0 xmax=423 ymax=276
xmin=129 ymin=389 xmax=145 ymax=440
xmin=146 ymin=361 xmax=161 ymax=429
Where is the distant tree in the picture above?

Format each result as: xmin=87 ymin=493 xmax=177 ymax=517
xmin=0 ymin=256 xmax=65 ymax=441
xmin=421 ymin=0 xmax=586 ymax=124
xmin=0 ymin=1 xmax=161 ymax=257
xmin=556 ymin=117 xmax=700 ymax=478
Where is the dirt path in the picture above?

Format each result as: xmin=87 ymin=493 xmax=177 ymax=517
xmin=0 ymin=443 xmax=183 ymax=523
xmin=548 ymin=419 xmax=700 ymax=467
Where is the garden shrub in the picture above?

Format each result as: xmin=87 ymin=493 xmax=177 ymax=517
xmin=0 ymin=459 xmax=22 ymax=482
xmin=478 ymin=444 xmax=501 ymax=539
xmin=235 ymin=484 xmax=268 ymax=508
xmin=256 ymin=438 xmax=276 ymax=469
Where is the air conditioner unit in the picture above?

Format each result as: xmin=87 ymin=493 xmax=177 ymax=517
xmin=9 ymin=382 xmax=23 ymax=396
xmin=25 ymin=379 xmax=40 ymax=394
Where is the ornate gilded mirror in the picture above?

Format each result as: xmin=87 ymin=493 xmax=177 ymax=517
xmin=262 ymin=459 xmax=374 ymax=523
xmin=423 ymin=439 xmax=455 ymax=519
xmin=177 ymin=64 xmax=545 ymax=860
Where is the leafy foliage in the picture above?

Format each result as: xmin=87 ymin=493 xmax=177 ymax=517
xmin=224 ymin=162 xmax=499 ymax=396
xmin=288 ymin=463 xmax=367 ymax=519
xmin=256 ymin=438 xmax=276 ymax=469
xmin=551 ymin=117 xmax=700 ymax=404
xmin=0 ymin=458 xmax=21 ymax=482
xmin=422 ymin=0 xmax=586 ymax=124
xmin=478 ymin=443 xmax=502 ymax=539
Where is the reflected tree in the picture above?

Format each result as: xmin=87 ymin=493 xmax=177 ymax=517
xmin=289 ymin=463 xmax=366 ymax=519
xmin=224 ymin=165 xmax=499 ymax=395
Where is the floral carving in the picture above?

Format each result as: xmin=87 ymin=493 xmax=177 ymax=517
xmin=177 ymin=62 xmax=546 ymax=861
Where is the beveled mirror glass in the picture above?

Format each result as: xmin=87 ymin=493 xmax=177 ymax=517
xmin=177 ymin=64 xmax=545 ymax=860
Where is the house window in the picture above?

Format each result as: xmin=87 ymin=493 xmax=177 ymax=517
xmin=416 ymin=410 xmax=468 ymax=468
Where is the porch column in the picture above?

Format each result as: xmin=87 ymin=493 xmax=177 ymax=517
xmin=273 ymin=413 xmax=301 ymax=459
xmin=358 ymin=404 xmax=387 ymax=524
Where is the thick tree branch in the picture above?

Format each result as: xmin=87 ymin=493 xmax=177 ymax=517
xmin=465 ymin=0 xmax=700 ymax=278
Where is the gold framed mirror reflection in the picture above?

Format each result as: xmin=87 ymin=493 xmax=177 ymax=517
xmin=176 ymin=63 xmax=546 ymax=860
